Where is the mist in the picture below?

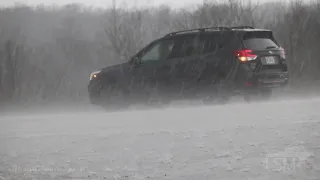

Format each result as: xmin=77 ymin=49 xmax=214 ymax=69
xmin=0 ymin=0 xmax=319 ymax=110
xmin=1 ymin=1 xmax=320 ymax=179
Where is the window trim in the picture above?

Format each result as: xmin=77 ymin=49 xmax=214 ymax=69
xmin=135 ymin=36 xmax=176 ymax=56
xmin=241 ymin=31 xmax=280 ymax=49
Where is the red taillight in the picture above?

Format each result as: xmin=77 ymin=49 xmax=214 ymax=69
xmin=244 ymin=82 xmax=253 ymax=86
xmin=280 ymin=47 xmax=286 ymax=59
xmin=234 ymin=49 xmax=257 ymax=62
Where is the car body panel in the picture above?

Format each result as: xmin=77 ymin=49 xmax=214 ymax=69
xmin=88 ymin=27 xmax=289 ymax=106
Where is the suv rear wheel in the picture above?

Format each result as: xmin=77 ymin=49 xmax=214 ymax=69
xmin=243 ymin=88 xmax=272 ymax=103
xmin=202 ymin=84 xmax=232 ymax=105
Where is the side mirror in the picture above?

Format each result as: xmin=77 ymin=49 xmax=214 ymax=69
xmin=130 ymin=56 xmax=141 ymax=66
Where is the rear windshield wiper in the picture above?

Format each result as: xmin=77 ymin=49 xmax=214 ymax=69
xmin=266 ymin=46 xmax=278 ymax=49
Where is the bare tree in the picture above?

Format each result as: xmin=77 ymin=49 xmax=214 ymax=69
xmin=104 ymin=0 xmax=145 ymax=61
xmin=0 ymin=0 xmax=320 ymax=104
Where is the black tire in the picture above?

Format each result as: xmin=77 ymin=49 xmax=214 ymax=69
xmin=202 ymin=95 xmax=230 ymax=105
xmin=260 ymin=88 xmax=272 ymax=100
xmin=243 ymin=94 xmax=252 ymax=103
xmin=202 ymin=83 xmax=232 ymax=106
xmin=98 ymin=83 xmax=131 ymax=112
xmin=143 ymin=89 xmax=172 ymax=109
xmin=243 ymin=88 xmax=272 ymax=103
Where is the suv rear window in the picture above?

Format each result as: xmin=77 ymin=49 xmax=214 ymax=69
xmin=242 ymin=31 xmax=279 ymax=51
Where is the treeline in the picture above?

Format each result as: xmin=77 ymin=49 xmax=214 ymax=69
xmin=0 ymin=0 xmax=319 ymax=104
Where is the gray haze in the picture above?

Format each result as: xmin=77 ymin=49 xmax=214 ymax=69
xmin=0 ymin=0 xmax=319 ymax=104
xmin=2 ymin=0 xmax=203 ymax=8
xmin=1 ymin=98 xmax=320 ymax=179
xmin=0 ymin=0 xmax=320 ymax=179
xmin=0 ymin=0 xmax=303 ymax=8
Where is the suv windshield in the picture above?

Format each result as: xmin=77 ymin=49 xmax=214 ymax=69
xmin=243 ymin=31 xmax=279 ymax=50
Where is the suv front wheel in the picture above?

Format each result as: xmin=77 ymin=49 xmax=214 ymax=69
xmin=94 ymin=83 xmax=131 ymax=111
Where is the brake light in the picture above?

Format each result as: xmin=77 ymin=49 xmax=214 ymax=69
xmin=244 ymin=82 xmax=253 ymax=86
xmin=234 ymin=49 xmax=257 ymax=62
xmin=280 ymin=47 xmax=286 ymax=59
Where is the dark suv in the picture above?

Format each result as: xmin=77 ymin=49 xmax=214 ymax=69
xmin=88 ymin=26 xmax=289 ymax=109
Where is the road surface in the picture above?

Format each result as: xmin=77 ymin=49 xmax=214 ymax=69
xmin=1 ymin=98 xmax=320 ymax=180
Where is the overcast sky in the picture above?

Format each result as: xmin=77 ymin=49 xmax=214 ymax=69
xmin=0 ymin=0 xmax=205 ymax=8
xmin=0 ymin=0 xmax=304 ymax=8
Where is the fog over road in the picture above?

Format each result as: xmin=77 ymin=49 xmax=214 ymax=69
xmin=1 ymin=98 xmax=320 ymax=180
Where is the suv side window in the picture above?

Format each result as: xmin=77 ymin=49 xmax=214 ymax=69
xmin=144 ymin=33 xmax=227 ymax=61
xmin=201 ymin=33 xmax=225 ymax=54
xmin=168 ymin=33 xmax=223 ymax=60
xmin=180 ymin=35 xmax=202 ymax=57
xmin=140 ymin=39 xmax=175 ymax=62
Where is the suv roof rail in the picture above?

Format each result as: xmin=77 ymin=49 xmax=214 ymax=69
xmin=231 ymin=26 xmax=255 ymax=29
xmin=164 ymin=27 xmax=231 ymax=37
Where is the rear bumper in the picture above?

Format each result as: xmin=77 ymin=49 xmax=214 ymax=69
xmin=257 ymin=78 xmax=288 ymax=88
xmin=256 ymin=71 xmax=289 ymax=88
xmin=238 ymin=71 xmax=289 ymax=90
